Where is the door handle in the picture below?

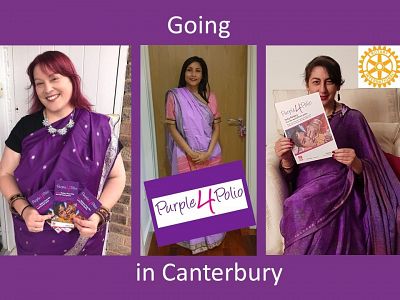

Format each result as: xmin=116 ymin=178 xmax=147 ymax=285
xmin=227 ymin=118 xmax=246 ymax=137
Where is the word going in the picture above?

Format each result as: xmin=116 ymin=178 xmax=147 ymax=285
xmin=168 ymin=16 xmax=231 ymax=39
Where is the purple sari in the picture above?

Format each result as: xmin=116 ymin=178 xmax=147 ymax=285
xmin=166 ymin=88 xmax=225 ymax=254
xmin=13 ymin=108 xmax=119 ymax=255
xmin=281 ymin=105 xmax=400 ymax=255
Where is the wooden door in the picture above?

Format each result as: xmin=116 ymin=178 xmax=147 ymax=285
xmin=149 ymin=45 xmax=247 ymax=178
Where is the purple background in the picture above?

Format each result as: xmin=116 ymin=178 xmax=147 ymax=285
xmin=1 ymin=0 xmax=400 ymax=299
xmin=144 ymin=161 xmax=255 ymax=246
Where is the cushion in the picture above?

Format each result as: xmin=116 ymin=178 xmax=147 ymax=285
xmin=384 ymin=152 xmax=400 ymax=181
xmin=340 ymin=89 xmax=399 ymax=123
xmin=266 ymin=144 xmax=287 ymax=255
xmin=369 ymin=122 xmax=400 ymax=155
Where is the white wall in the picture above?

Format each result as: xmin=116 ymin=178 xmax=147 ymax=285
xmin=266 ymin=46 xmax=359 ymax=145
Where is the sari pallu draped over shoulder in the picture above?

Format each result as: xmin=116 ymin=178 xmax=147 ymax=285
xmin=13 ymin=108 xmax=120 ymax=255
xmin=281 ymin=105 xmax=400 ymax=255
xmin=165 ymin=87 xmax=225 ymax=254
xmin=166 ymin=87 xmax=222 ymax=175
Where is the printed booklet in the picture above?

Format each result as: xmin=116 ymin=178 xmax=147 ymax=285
xmin=275 ymin=92 xmax=338 ymax=164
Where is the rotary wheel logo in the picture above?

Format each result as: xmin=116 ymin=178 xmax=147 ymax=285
xmin=358 ymin=46 xmax=400 ymax=87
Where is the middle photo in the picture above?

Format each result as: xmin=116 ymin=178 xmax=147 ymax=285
xmin=140 ymin=45 xmax=257 ymax=256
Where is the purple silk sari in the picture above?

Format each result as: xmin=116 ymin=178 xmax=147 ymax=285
xmin=166 ymin=88 xmax=225 ymax=254
xmin=13 ymin=108 xmax=119 ymax=255
xmin=281 ymin=105 xmax=400 ymax=255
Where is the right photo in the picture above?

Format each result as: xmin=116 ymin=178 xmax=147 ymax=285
xmin=266 ymin=46 xmax=400 ymax=255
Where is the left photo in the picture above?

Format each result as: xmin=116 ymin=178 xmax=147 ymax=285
xmin=0 ymin=46 xmax=132 ymax=256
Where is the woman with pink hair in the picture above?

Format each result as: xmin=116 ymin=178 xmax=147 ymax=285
xmin=0 ymin=51 xmax=126 ymax=255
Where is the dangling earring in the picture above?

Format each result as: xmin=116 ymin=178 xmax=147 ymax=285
xmin=337 ymin=91 xmax=341 ymax=101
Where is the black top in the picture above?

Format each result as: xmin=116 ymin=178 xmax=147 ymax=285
xmin=5 ymin=110 xmax=44 ymax=153
xmin=5 ymin=110 xmax=124 ymax=154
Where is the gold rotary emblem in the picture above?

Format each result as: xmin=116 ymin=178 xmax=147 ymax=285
xmin=359 ymin=46 xmax=400 ymax=87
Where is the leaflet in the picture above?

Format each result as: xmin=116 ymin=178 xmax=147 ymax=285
xmin=28 ymin=187 xmax=54 ymax=215
xmin=75 ymin=188 xmax=102 ymax=219
xmin=274 ymin=92 xmax=338 ymax=164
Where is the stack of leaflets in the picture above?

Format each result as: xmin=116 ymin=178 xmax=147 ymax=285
xmin=28 ymin=179 xmax=102 ymax=233
xmin=274 ymin=92 xmax=338 ymax=164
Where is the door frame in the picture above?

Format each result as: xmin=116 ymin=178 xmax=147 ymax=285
xmin=140 ymin=46 xmax=158 ymax=255
xmin=0 ymin=47 xmax=16 ymax=253
xmin=246 ymin=45 xmax=257 ymax=224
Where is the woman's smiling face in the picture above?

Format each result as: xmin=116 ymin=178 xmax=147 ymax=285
xmin=307 ymin=66 xmax=338 ymax=108
xmin=33 ymin=65 xmax=74 ymax=115
xmin=184 ymin=61 xmax=202 ymax=89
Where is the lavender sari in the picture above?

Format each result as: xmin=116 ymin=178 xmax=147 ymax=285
xmin=166 ymin=87 xmax=225 ymax=254
xmin=13 ymin=108 xmax=119 ymax=255
xmin=281 ymin=105 xmax=400 ymax=255
xmin=166 ymin=88 xmax=222 ymax=175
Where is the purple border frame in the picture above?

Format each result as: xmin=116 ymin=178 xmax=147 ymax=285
xmin=1 ymin=1 xmax=400 ymax=299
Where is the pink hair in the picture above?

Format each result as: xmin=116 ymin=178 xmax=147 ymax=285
xmin=27 ymin=51 xmax=92 ymax=113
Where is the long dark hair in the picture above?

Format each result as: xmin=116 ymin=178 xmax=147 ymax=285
xmin=27 ymin=51 xmax=92 ymax=113
xmin=178 ymin=56 xmax=210 ymax=102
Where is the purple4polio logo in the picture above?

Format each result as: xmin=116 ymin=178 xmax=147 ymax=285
xmin=152 ymin=179 xmax=247 ymax=228
xmin=144 ymin=161 xmax=255 ymax=246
